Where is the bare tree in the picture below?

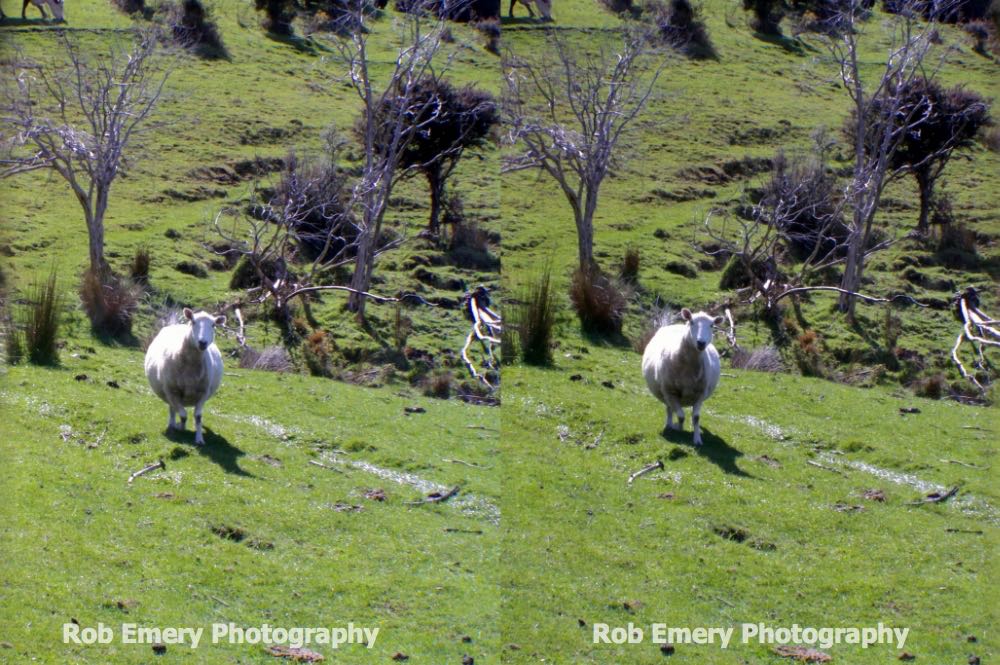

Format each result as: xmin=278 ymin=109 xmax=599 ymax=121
xmin=0 ymin=30 xmax=168 ymax=277
xmin=823 ymin=0 xmax=948 ymax=315
xmin=217 ymin=4 xmax=454 ymax=321
xmin=503 ymin=30 xmax=663 ymax=272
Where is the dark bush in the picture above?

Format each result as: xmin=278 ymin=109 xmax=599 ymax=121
xmin=396 ymin=0 xmax=499 ymax=21
xmin=79 ymin=269 xmax=140 ymax=339
xmin=130 ymin=246 xmax=151 ymax=285
xmin=255 ymin=0 xmax=295 ymax=34
xmin=449 ymin=219 xmax=500 ymax=270
xmin=963 ymin=19 xmax=997 ymax=54
xmin=913 ymin=373 xmax=947 ymax=399
xmin=160 ymin=0 xmax=227 ymax=59
xmin=620 ymin=247 xmax=640 ymax=284
xmin=600 ymin=0 xmax=635 ymax=13
xmin=175 ymin=260 xmax=208 ymax=278
xmin=761 ymin=150 xmax=847 ymax=260
xmin=23 ymin=271 xmax=62 ymax=366
xmin=743 ymin=0 xmax=785 ymax=34
xmin=569 ymin=267 xmax=627 ymax=336
xmin=882 ymin=0 xmax=991 ymax=22
xmin=648 ymin=0 xmax=716 ymax=59
xmin=665 ymin=260 xmax=698 ymax=279
xmin=516 ymin=268 xmax=556 ymax=366
xmin=112 ymin=0 xmax=148 ymax=14
xmin=230 ymin=256 xmax=291 ymax=290
xmin=719 ymin=254 xmax=781 ymax=290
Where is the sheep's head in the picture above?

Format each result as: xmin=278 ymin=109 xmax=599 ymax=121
xmin=46 ymin=0 xmax=65 ymax=21
xmin=184 ymin=308 xmax=226 ymax=351
xmin=681 ymin=308 xmax=723 ymax=352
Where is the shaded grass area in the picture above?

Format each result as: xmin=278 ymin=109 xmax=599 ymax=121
xmin=0 ymin=351 xmax=499 ymax=662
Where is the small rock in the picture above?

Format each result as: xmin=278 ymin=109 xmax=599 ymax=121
xmin=601 ymin=380 xmax=614 ymax=389
xmin=152 ymin=643 xmax=167 ymax=654
xmin=577 ymin=618 xmax=586 ymax=627
xmin=74 ymin=374 xmax=88 ymax=381
xmin=461 ymin=656 xmax=474 ymax=665
xmin=967 ymin=636 xmax=977 ymax=642
xmin=404 ymin=406 xmax=426 ymax=414
xmin=657 ymin=492 xmax=675 ymax=500
xmin=507 ymin=643 xmax=521 ymax=650
xmin=391 ymin=653 xmax=409 ymax=661
xmin=569 ymin=374 xmax=583 ymax=381
xmin=660 ymin=643 xmax=675 ymax=655
xmin=364 ymin=488 xmax=387 ymax=502
xmin=863 ymin=489 xmax=887 ymax=502
xmin=969 ymin=656 xmax=980 ymax=664
xmin=0 ymin=642 xmax=13 ymax=649
xmin=106 ymin=380 xmax=120 ymax=389
xmin=461 ymin=635 xmax=472 ymax=643
xmin=622 ymin=599 xmax=643 ymax=612
xmin=898 ymin=653 xmax=915 ymax=661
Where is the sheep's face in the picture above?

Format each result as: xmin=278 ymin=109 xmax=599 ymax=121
xmin=184 ymin=308 xmax=227 ymax=351
xmin=681 ymin=308 xmax=724 ymax=352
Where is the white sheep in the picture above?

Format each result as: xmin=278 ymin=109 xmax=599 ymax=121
xmin=145 ymin=308 xmax=226 ymax=445
xmin=642 ymin=308 xmax=723 ymax=446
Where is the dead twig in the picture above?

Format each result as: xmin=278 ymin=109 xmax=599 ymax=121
xmin=128 ymin=459 xmax=165 ymax=484
xmin=807 ymin=460 xmax=848 ymax=477
xmin=940 ymin=459 xmax=984 ymax=469
xmin=309 ymin=459 xmax=345 ymax=473
xmin=443 ymin=458 xmax=490 ymax=468
xmin=627 ymin=460 xmax=664 ymax=484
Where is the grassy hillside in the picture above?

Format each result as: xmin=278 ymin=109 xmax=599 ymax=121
xmin=1 ymin=0 xmax=500 ymax=661
xmin=500 ymin=0 xmax=998 ymax=662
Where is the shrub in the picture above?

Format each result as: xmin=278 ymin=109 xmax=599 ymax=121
xmin=743 ymin=0 xmax=785 ymax=34
xmin=22 ymin=270 xmax=62 ymax=366
xmin=731 ymin=345 xmax=783 ymax=372
xmin=160 ymin=0 xmax=227 ymax=59
xmin=569 ymin=267 xmax=627 ymax=336
xmin=517 ymin=268 xmax=556 ymax=366
xmin=239 ymin=345 xmax=292 ymax=372
xmin=175 ymin=260 xmax=208 ymax=278
xmin=883 ymin=0 xmax=991 ymax=22
xmin=449 ymin=219 xmax=500 ymax=270
xmin=271 ymin=153 xmax=355 ymax=262
xmin=599 ymin=0 xmax=635 ymax=13
xmin=619 ymin=246 xmax=640 ymax=284
xmin=130 ymin=245 xmax=151 ymax=285
xmin=254 ymin=0 xmax=295 ymax=34
xmin=396 ymin=0 xmax=499 ymax=22
xmin=648 ymin=0 xmax=716 ymax=59
xmin=792 ymin=329 xmax=825 ymax=377
xmin=79 ymin=269 xmax=140 ymax=339
xmin=762 ymin=150 xmax=846 ymax=261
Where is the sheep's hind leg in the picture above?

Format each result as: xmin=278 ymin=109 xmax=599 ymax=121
xmin=692 ymin=400 xmax=704 ymax=446
xmin=177 ymin=406 xmax=188 ymax=431
xmin=663 ymin=404 xmax=674 ymax=435
xmin=193 ymin=401 xmax=206 ymax=445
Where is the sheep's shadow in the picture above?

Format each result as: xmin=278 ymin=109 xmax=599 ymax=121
xmin=662 ymin=428 xmax=753 ymax=478
xmin=166 ymin=427 xmax=253 ymax=477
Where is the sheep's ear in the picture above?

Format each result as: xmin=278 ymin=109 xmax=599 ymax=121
xmin=681 ymin=308 xmax=692 ymax=321
xmin=215 ymin=315 xmax=227 ymax=326
xmin=713 ymin=316 xmax=725 ymax=326
xmin=183 ymin=308 xmax=194 ymax=321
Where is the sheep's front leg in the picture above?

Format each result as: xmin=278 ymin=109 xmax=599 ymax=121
xmin=177 ymin=406 xmax=188 ymax=431
xmin=692 ymin=400 xmax=704 ymax=446
xmin=193 ymin=401 xmax=206 ymax=445
xmin=167 ymin=406 xmax=177 ymax=431
xmin=663 ymin=404 xmax=674 ymax=435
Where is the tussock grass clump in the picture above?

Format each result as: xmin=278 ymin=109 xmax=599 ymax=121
xmin=570 ymin=267 xmax=627 ymax=336
xmin=449 ymin=219 xmax=499 ymax=270
xmin=254 ymin=0 xmax=295 ymax=35
xmin=240 ymin=345 xmax=293 ymax=372
xmin=4 ymin=310 xmax=25 ymax=366
xmin=112 ymin=0 xmax=149 ymax=14
xmin=160 ymin=0 xmax=227 ymax=59
xmin=303 ymin=329 xmax=336 ymax=378
xmin=599 ymin=0 xmax=636 ymax=14
xmin=474 ymin=18 xmax=501 ymax=54
xmin=648 ymin=0 xmax=716 ymax=59
xmin=423 ymin=371 xmax=453 ymax=399
xmin=130 ymin=246 xmax=151 ymax=285
xmin=913 ymin=373 xmax=948 ymax=399
xmin=22 ymin=271 xmax=63 ymax=366
xmin=79 ymin=269 xmax=140 ymax=339
xmin=619 ymin=246 xmax=640 ymax=284
xmin=516 ymin=268 xmax=556 ymax=366
xmin=731 ymin=345 xmax=783 ymax=372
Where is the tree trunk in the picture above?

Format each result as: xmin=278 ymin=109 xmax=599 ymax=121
xmin=915 ymin=170 xmax=933 ymax=234
xmin=576 ymin=187 xmax=598 ymax=271
xmin=85 ymin=207 xmax=110 ymax=277
xmin=838 ymin=223 xmax=862 ymax=315
xmin=348 ymin=229 xmax=376 ymax=318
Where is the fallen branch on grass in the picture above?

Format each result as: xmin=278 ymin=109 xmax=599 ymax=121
xmin=443 ymin=458 xmax=490 ymax=468
xmin=627 ymin=460 xmax=664 ymax=484
xmin=405 ymin=486 xmax=460 ymax=505
xmin=951 ymin=287 xmax=998 ymax=393
xmin=128 ymin=459 xmax=165 ymax=484
xmin=461 ymin=286 xmax=501 ymax=390
xmin=907 ymin=486 xmax=959 ymax=505
xmin=770 ymin=286 xmax=927 ymax=308
xmin=940 ymin=459 xmax=984 ymax=469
